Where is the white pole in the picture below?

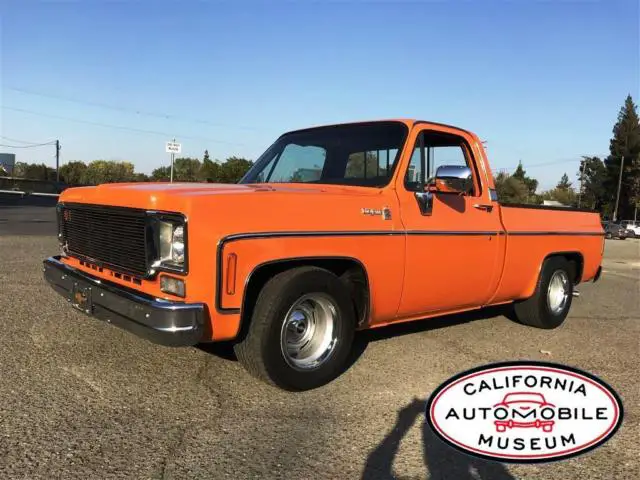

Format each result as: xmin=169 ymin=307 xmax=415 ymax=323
xmin=613 ymin=155 xmax=624 ymax=222
xmin=170 ymin=137 xmax=175 ymax=183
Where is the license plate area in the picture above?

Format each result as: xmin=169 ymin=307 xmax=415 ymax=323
xmin=70 ymin=282 xmax=94 ymax=314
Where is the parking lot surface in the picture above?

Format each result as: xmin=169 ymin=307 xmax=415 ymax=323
xmin=1 ymin=206 xmax=638 ymax=479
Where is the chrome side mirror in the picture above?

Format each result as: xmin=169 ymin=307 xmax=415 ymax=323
xmin=429 ymin=165 xmax=473 ymax=195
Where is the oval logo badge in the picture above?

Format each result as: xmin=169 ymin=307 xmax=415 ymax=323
xmin=425 ymin=361 xmax=624 ymax=463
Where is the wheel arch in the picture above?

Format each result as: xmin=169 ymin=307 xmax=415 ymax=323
xmin=549 ymin=251 xmax=584 ymax=284
xmin=236 ymin=256 xmax=371 ymax=343
xmin=526 ymin=251 xmax=584 ymax=298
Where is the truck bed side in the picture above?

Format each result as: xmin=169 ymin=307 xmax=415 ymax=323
xmin=488 ymin=203 xmax=604 ymax=305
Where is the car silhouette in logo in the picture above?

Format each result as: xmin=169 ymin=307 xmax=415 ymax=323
xmin=493 ymin=392 xmax=556 ymax=433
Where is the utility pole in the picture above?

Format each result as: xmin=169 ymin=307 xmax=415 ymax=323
xmin=170 ymin=137 xmax=175 ymax=183
xmin=578 ymin=159 xmax=584 ymax=208
xmin=612 ymin=155 xmax=624 ymax=222
xmin=55 ymin=140 xmax=61 ymax=182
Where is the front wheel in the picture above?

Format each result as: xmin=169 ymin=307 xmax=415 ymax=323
xmin=233 ymin=266 xmax=356 ymax=391
xmin=513 ymin=257 xmax=574 ymax=329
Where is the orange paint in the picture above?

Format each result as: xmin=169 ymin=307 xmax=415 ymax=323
xmin=56 ymin=119 xmax=604 ymax=342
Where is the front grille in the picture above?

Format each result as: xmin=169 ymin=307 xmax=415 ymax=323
xmin=59 ymin=203 xmax=149 ymax=277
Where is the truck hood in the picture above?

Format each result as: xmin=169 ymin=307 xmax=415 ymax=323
xmin=58 ymin=181 xmax=378 ymax=211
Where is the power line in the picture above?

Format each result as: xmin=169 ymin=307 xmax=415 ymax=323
xmin=6 ymin=86 xmax=267 ymax=132
xmin=0 ymin=135 xmax=56 ymax=145
xmin=498 ymin=155 xmax=609 ymax=172
xmin=2 ymin=106 xmax=246 ymax=146
xmin=0 ymin=141 xmax=57 ymax=148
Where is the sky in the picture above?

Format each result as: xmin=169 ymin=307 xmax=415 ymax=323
xmin=1 ymin=0 xmax=638 ymax=190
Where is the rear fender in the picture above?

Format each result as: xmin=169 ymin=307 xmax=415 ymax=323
xmin=524 ymin=251 xmax=584 ymax=298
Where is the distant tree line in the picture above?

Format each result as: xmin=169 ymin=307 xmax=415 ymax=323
xmin=495 ymin=94 xmax=640 ymax=220
xmin=8 ymin=151 xmax=254 ymax=186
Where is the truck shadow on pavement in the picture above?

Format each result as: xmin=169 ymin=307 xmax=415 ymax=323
xmin=361 ymin=398 xmax=515 ymax=480
xmin=198 ymin=305 xmax=517 ymax=369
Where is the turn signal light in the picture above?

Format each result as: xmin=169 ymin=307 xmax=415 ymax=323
xmin=160 ymin=275 xmax=185 ymax=297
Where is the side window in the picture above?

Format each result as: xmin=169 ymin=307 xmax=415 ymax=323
xmin=404 ymin=131 xmax=477 ymax=195
xmin=405 ymin=144 xmax=424 ymax=191
xmin=266 ymin=144 xmax=326 ymax=182
xmin=345 ymin=149 xmax=398 ymax=179
xmin=431 ymin=145 xmax=468 ymax=175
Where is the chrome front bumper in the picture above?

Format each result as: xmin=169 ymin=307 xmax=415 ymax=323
xmin=43 ymin=256 xmax=207 ymax=347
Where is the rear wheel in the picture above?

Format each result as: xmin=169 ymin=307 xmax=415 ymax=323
xmin=513 ymin=257 xmax=574 ymax=329
xmin=233 ymin=266 xmax=356 ymax=391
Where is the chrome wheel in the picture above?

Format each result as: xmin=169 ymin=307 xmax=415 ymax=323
xmin=547 ymin=270 xmax=569 ymax=315
xmin=280 ymin=293 xmax=339 ymax=371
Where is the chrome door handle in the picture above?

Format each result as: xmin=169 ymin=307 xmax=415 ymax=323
xmin=473 ymin=203 xmax=493 ymax=211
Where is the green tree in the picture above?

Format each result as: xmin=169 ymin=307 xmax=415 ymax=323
xmin=493 ymin=171 xmax=529 ymax=204
xmin=199 ymin=156 xmax=220 ymax=182
xmin=512 ymin=161 xmax=539 ymax=200
xmin=151 ymin=166 xmax=171 ymax=181
xmin=12 ymin=162 xmax=29 ymax=178
xmin=203 ymin=150 xmax=210 ymax=163
xmin=577 ymin=156 xmax=607 ymax=210
xmin=81 ymin=160 xmax=136 ymax=184
xmin=12 ymin=162 xmax=55 ymax=180
xmin=540 ymin=187 xmax=577 ymax=206
xmin=219 ymin=156 xmax=253 ymax=183
xmin=150 ymin=159 xmax=202 ymax=182
xmin=60 ymin=161 xmax=88 ymax=185
xmin=557 ymin=173 xmax=571 ymax=190
xmin=172 ymin=157 xmax=202 ymax=181
xmin=604 ymin=94 xmax=640 ymax=220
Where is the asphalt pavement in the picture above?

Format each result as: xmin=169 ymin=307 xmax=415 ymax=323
xmin=1 ymin=206 xmax=639 ymax=479
xmin=0 ymin=203 xmax=58 ymax=236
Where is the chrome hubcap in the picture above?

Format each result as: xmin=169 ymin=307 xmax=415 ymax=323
xmin=280 ymin=293 xmax=339 ymax=371
xmin=547 ymin=270 xmax=569 ymax=314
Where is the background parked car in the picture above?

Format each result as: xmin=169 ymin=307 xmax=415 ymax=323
xmin=602 ymin=222 xmax=628 ymax=240
xmin=619 ymin=221 xmax=640 ymax=238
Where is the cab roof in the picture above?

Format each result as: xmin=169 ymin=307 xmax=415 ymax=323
xmin=281 ymin=118 xmax=474 ymax=137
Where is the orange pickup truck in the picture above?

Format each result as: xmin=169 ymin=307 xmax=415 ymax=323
xmin=43 ymin=119 xmax=604 ymax=390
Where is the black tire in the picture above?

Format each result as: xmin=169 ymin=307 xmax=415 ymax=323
xmin=513 ymin=257 xmax=574 ymax=329
xmin=233 ymin=266 xmax=356 ymax=391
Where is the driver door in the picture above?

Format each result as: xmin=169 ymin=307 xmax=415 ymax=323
xmin=395 ymin=127 xmax=503 ymax=317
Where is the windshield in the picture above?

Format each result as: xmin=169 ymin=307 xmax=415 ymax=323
xmin=239 ymin=121 xmax=409 ymax=187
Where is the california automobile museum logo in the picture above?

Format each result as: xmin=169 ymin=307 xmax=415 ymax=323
xmin=425 ymin=361 xmax=624 ymax=463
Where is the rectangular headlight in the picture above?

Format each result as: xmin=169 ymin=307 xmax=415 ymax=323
xmin=148 ymin=213 xmax=187 ymax=274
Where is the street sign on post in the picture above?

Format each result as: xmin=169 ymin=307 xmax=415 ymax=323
xmin=166 ymin=141 xmax=181 ymax=154
xmin=166 ymin=139 xmax=181 ymax=182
